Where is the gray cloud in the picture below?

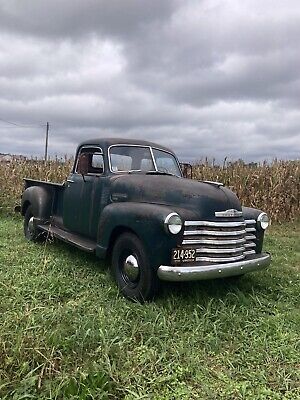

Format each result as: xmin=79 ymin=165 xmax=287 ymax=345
xmin=0 ymin=0 xmax=174 ymax=39
xmin=0 ymin=0 xmax=299 ymax=162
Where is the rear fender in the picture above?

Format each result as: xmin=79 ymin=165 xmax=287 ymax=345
xmin=21 ymin=186 xmax=53 ymax=221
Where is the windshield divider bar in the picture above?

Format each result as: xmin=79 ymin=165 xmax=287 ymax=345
xmin=149 ymin=147 xmax=158 ymax=171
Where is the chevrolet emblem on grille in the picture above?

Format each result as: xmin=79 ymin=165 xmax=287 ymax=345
xmin=215 ymin=209 xmax=243 ymax=218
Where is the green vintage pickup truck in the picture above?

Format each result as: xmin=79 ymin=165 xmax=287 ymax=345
xmin=20 ymin=138 xmax=271 ymax=301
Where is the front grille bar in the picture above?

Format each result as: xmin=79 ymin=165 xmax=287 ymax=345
xmin=195 ymin=246 xmax=245 ymax=254
xmin=244 ymin=242 xmax=256 ymax=248
xmin=185 ymin=220 xmax=246 ymax=228
xmin=196 ymin=254 xmax=245 ymax=263
xmin=244 ymin=219 xmax=256 ymax=224
xmin=245 ymin=234 xmax=256 ymax=240
xmin=182 ymin=237 xmax=246 ymax=245
xmin=184 ymin=229 xmax=246 ymax=237
xmin=244 ymin=249 xmax=256 ymax=256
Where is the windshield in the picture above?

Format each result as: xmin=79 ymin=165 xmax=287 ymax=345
xmin=109 ymin=146 xmax=155 ymax=172
xmin=109 ymin=145 xmax=182 ymax=177
xmin=152 ymin=148 xmax=181 ymax=177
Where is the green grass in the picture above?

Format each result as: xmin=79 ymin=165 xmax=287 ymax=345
xmin=0 ymin=216 xmax=299 ymax=399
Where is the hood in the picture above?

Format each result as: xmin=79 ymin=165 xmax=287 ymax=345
xmin=110 ymin=174 xmax=242 ymax=220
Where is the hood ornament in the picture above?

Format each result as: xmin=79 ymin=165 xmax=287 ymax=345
xmin=215 ymin=209 xmax=243 ymax=218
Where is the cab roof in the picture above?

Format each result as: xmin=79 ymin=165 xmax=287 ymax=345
xmin=77 ymin=137 xmax=173 ymax=154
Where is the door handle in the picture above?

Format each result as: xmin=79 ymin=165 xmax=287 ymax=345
xmin=67 ymin=179 xmax=74 ymax=183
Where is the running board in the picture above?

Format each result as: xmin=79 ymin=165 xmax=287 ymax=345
xmin=38 ymin=224 xmax=97 ymax=253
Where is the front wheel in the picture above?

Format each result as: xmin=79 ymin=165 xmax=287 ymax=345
xmin=24 ymin=205 xmax=45 ymax=242
xmin=111 ymin=233 xmax=159 ymax=302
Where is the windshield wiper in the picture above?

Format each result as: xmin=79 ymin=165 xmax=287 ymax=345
xmin=146 ymin=171 xmax=179 ymax=177
xmin=127 ymin=170 xmax=179 ymax=177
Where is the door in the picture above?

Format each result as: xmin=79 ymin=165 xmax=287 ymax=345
xmin=63 ymin=146 xmax=105 ymax=238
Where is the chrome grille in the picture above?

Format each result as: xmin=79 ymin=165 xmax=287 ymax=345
xmin=244 ymin=219 xmax=257 ymax=256
xmin=182 ymin=219 xmax=257 ymax=263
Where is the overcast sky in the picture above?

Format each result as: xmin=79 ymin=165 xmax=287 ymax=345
xmin=0 ymin=0 xmax=299 ymax=162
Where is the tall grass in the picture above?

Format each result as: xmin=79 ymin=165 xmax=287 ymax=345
xmin=0 ymin=157 xmax=72 ymax=214
xmin=0 ymin=157 xmax=299 ymax=222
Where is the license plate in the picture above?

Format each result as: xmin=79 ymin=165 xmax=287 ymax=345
xmin=171 ymin=248 xmax=196 ymax=264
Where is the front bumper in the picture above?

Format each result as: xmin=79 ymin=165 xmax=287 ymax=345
xmin=157 ymin=253 xmax=271 ymax=282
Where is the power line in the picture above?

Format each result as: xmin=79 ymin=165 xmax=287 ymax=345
xmin=0 ymin=118 xmax=50 ymax=160
xmin=0 ymin=117 xmax=46 ymax=128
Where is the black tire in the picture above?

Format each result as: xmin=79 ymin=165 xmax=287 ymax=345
xmin=24 ymin=205 xmax=45 ymax=242
xmin=111 ymin=232 xmax=159 ymax=302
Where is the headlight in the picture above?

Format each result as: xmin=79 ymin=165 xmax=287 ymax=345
xmin=257 ymin=212 xmax=269 ymax=230
xmin=164 ymin=213 xmax=183 ymax=234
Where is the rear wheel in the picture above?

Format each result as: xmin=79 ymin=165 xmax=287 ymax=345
xmin=111 ymin=232 xmax=159 ymax=302
xmin=24 ymin=205 xmax=45 ymax=242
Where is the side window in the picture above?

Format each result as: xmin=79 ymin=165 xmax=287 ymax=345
xmin=75 ymin=147 xmax=104 ymax=175
xmin=91 ymin=153 xmax=104 ymax=170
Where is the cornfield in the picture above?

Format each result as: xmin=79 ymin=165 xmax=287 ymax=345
xmin=192 ymin=159 xmax=299 ymax=222
xmin=0 ymin=157 xmax=299 ymax=222
xmin=0 ymin=157 xmax=73 ymax=215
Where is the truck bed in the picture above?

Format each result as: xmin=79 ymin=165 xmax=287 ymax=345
xmin=23 ymin=178 xmax=65 ymax=221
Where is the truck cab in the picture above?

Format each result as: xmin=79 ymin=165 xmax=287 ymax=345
xmin=21 ymin=138 xmax=271 ymax=301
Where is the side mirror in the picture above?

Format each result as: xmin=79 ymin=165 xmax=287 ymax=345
xmin=77 ymin=153 xmax=89 ymax=176
xmin=180 ymin=162 xmax=193 ymax=179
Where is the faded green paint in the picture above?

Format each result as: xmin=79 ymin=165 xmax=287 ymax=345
xmin=21 ymin=138 xmax=266 ymax=269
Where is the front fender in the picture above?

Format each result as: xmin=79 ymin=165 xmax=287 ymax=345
xmin=21 ymin=186 xmax=53 ymax=221
xmin=242 ymin=206 xmax=266 ymax=253
xmin=242 ymin=206 xmax=263 ymax=221
xmin=96 ymin=202 xmax=183 ymax=268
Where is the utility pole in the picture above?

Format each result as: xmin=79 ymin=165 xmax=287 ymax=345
xmin=44 ymin=121 xmax=49 ymax=161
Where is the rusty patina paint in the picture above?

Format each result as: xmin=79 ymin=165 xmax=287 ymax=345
xmin=21 ymin=138 xmax=266 ymax=270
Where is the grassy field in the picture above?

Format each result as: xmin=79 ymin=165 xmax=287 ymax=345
xmin=0 ymin=216 xmax=299 ymax=399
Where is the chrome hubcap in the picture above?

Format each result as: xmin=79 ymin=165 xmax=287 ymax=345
xmin=28 ymin=217 xmax=35 ymax=234
xmin=123 ymin=255 xmax=139 ymax=281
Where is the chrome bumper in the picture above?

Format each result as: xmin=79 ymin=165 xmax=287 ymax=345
xmin=157 ymin=253 xmax=271 ymax=282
